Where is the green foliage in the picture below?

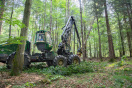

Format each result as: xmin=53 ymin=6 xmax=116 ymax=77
xmin=112 ymin=74 xmax=132 ymax=88
xmin=118 ymin=55 xmax=128 ymax=66
xmin=5 ymin=18 xmax=25 ymax=28
xmin=0 ymin=60 xmax=132 ymax=87
xmin=24 ymin=61 xmax=98 ymax=76
xmin=0 ymin=36 xmax=26 ymax=45
xmin=41 ymin=74 xmax=63 ymax=84
xmin=24 ymin=82 xmax=36 ymax=87
xmin=0 ymin=65 xmax=7 ymax=72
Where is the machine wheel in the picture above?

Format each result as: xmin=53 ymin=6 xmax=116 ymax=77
xmin=69 ymin=55 xmax=80 ymax=65
xmin=46 ymin=61 xmax=53 ymax=67
xmin=53 ymin=55 xmax=67 ymax=67
xmin=6 ymin=52 xmax=31 ymax=69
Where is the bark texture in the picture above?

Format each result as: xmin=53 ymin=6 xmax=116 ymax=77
xmin=104 ymin=0 xmax=115 ymax=59
xmin=9 ymin=4 xmax=14 ymax=37
xmin=79 ymin=0 xmax=84 ymax=60
xmin=117 ymin=13 xmax=125 ymax=56
xmin=0 ymin=0 xmax=5 ymax=35
xmin=11 ymin=0 xmax=32 ymax=76
xmin=50 ymin=0 xmax=52 ymax=32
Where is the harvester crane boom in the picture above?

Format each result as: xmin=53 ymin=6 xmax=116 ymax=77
xmin=57 ymin=16 xmax=82 ymax=56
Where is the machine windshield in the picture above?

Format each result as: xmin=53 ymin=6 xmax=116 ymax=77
xmin=36 ymin=33 xmax=45 ymax=42
xmin=45 ymin=32 xmax=52 ymax=44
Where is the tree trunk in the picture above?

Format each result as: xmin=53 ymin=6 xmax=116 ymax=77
xmin=73 ymin=24 xmax=75 ymax=54
xmin=93 ymin=0 xmax=102 ymax=59
xmin=9 ymin=5 xmax=14 ymax=37
xmin=94 ymin=35 xmax=96 ymax=58
xmin=57 ymin=32 xmax=58 ymax=47
xmin=84 ymin=22 xmax=87 ymax=59
xmin=0 ymin=0 xmax=5 ymax=35
xmin=50 ymin=0 xmax=52 ymax=32
xmin=79 ymin=0 xmax=84 ymax=60
xmin=126 ymin=4 xmax=132 ymax=33
xmin=68 ymin=0 xmax=70 ymax=18
xmin=65 ymin=0 xmax=67 ymax=24
xmin=124 ymin=16 xmax=132 ymax=57
xmin=104 ymin=0 xmax=115 ymax=59
xmin=89 ymin=41 xmax=92 ymax=58
xmin=11 ymin=0 xmax=32 ymax=76
xmin=97 ymin=17 xmax=102 ymax=59
xmin=117 ymin=13 xmax=125 ymax=56
xmin=126 ymin=4 xmax=132 ymax=57
xmin=55 ymin=18 xmax=57 ymax=49
xmin=67 ymin=0 xmax=71 ymax=47
xmin=43 ymin=0 xmax=47 ymax=30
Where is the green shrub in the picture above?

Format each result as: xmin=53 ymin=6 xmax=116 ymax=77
xmin=24 ymin=82 xmax=36 ymax=87
xmin=118 ymin=55 xmax=128 ymax=66
xmin=24 ymin=61 xmax=98 ymax=76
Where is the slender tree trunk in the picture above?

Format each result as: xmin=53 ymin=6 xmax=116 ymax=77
xmin=67 ymin=0 xmax=71 ymax=46
xmin=84 ymin=22 xmax=87 ymax=59
xmin=126 ymin=5 xmax=132 ymax=57
xmin=89 ymin=41 xmax=92 ymax=58
xmin=97 ymin=17 xmax=102 ymax=59
xmin=73 ymin=24 xmax=75 ymax=54
xmin=0 ymin=0 xmax=5 ymax=35
xmin=57 ymin=32 xmax=58 ymax=47
xmin=44 ymin=0 xmax=47 ymax=30
xmin=126 ymin=5 xmax=132 ymax=32
xmin=55 ymin=18 xmax=57 ymax=49
xmin=65 ymin=0 xmax=67 ymax=24
xmin=53 ymin=31 xmax=55 ymax=51
xmin=68 ymin=0 xmax=70 ymax=18
xmin=104 ymin=0 xmax=115 ymax=59
xmin=9 ymin=5 xmax=14 ymax=37
xmin=50 ymin=0 xmax=52 ymax=32
xmin=94 ymin=36 xmax=96 ymax=58
xmin=32 ymin=19 xmax=36 ymax=54
xmin=11 ymin=0 xmax=32 ymax=76
xmin=117 ymin=13 xmax=125 ymax=56
xmin=79 ymin=0 xmax=84 ymax=60
xmin=93 ymin=0 xmax=102 ymax=59
xmin=124 ymin=16 xmax=132 ymax=57
xmin=96 ymin=42 xmax=98 ymax=58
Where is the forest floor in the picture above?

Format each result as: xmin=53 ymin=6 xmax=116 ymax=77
xmin=0 ymin=58 xmax=132 ymax=88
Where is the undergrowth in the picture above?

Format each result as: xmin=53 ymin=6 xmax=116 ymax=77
xmin=24 ymin=61 xmax=103 ymax=76
xmin=0 ymin=61 xmax=107 ymax=76
xmin=0 ymin=60 xmax=131 ymax=88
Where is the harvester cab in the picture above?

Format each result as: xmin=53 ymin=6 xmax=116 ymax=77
xmin=35 ymin=30 xmax=52 ymax=52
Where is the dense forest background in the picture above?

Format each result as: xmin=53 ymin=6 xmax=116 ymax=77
xmin=0 ymin=0 xmax=132 ymax=60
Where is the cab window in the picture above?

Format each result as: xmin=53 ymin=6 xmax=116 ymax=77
xmin=36 ymin=33 xmax=45 ymax=42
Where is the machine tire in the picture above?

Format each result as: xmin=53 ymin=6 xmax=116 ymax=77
xmin=53 ymin=55 xmax=67 ymax=67
xmin=46 ymin=61 xmax=53 ymax=67
xmin=69 ymin=55 xmax=80 ymax=65
xmin=6 ymin=52 xmax=31 ymax=69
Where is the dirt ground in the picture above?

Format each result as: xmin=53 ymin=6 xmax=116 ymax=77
xmin=0 ymin=57 xmax=131 ymax=88
xmin=0 ymin=62 xmax=4 ymax=66
xmin=0 ymin=72 xmax=43 ymax=88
